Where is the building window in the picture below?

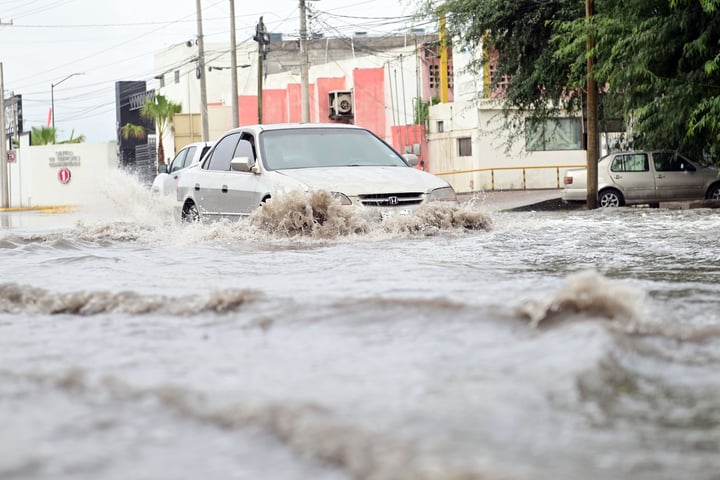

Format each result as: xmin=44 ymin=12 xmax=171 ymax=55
xmin=457 ymin=137 xmax=472 ymax=157
xmin=525 ymin=118 xmax=582 ymax=151
xmin=437 ymin=121 xmax=444 ymax=133
xmin=174 ymin=70 xmax=180 ymax=84
xmin=156 ymin=74 xmax=165 ymax=88
xmin=428 ymin=63 xmax=454 ymax=91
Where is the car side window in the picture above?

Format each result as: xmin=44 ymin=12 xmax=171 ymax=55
xmin=182 ymin=146 xmax=197 ymax=168
xmin=654 ymin=152 xmax=691 ymax=172
xmin=611 ymin=153 xmax=648 ymax=172
xmin=169 ymin=148 xmax=189 ymax=173
xmin=205 ymin=133 xmax=241 ymax=171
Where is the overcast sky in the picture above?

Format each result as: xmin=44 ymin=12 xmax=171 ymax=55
xmin=1 ymin=0 xmax=427 ymax=143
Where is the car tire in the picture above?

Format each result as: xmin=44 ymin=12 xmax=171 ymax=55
xmin=706 ymin=184 xmax=720 ymax=200
xmin=598 ymin=189 xmax=624 ymax=207
xmin=182 ymin=201 xmax=200 ymax=223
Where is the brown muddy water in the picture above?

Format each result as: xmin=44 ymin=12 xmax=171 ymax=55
xmin=1 ymin=170 xmax=719 ymax=480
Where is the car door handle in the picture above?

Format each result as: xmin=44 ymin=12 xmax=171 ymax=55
xmin=657 ymin=175 xmax=665 ymax=179
xmin=194 ymin=183 xmax=200 ymax=191
xmin=222 ymin=185 xmax=228 ymax=193
xmin=614 ymin=175 xmax=622 ymax=179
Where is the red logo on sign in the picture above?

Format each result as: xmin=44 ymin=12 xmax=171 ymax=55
xmin=58 ymin=167 xmax=71 ymax=184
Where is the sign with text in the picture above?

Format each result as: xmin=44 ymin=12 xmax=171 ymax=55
xmin=49 ymin=150 xmax=81 ymax=167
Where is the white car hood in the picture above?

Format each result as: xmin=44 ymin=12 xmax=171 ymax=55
xmin=273 ymin=166 xmax=449 ymax=195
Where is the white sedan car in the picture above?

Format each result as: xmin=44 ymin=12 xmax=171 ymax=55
xmin=563 ymin=150 xmax=720 ymax=207
xmin=175 ymin=123 xmax=457 ymax=222
xmin=151 ymin=141 xmax=213 ymax=196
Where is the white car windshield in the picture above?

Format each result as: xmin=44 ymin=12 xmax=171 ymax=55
xmin=260 ymin=128 xmax=409 ymax=170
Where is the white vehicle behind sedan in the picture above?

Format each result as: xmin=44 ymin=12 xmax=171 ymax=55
xmin=175 ymin=123 xmax=458 ymax=222
xmin=151 ymin=141 xmax=213 ymax=196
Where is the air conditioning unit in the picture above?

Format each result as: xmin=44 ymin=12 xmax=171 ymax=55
xmin=328 ymin=90 xmax=354 ymax=119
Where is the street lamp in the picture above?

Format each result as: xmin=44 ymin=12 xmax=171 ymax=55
xmin=207 ymin=64 xmax=251 ymax=71
xmin=51 ymin=72 xmax=84 ymax=132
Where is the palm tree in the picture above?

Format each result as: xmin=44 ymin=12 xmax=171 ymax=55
xmin=140 ymin=94 xmax=182 ymax=166
xmin=120 ymin=123 xmax=147 ymax=141
xmin=30 ymin=126 xmax=57 ymax=145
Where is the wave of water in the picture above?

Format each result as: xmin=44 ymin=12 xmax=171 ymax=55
xmin=0 ymin=282 xmax=260 ymax=316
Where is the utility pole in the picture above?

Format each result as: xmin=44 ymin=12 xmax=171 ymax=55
xmin=196 ymin=0 xmax=210 ymax=141
xmin=229 ymin=0 xmax=239 ymax=128
xmin=299 ymin=0 xmax=310 ymax=122
xmin=253 ymin=17 xmax=268 ymax=124
xmin=586 ymin=0 xmax=598 ymax=209
xmin=1 ymin=62 xmax=8 ymax=208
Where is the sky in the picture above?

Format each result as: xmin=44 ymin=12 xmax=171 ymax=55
xmin=1 ymin=0 xmax=427 ymax=143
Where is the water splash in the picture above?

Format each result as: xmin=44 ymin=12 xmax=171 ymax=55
xmin=250 ymin=190 xmax=492 ymax=239
xmin=518 ymin=270 xmax=648 ymax=327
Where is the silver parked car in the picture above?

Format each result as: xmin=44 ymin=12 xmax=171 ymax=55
xmin=562 ymin=150 xmax=720 ymax=207
xmin=151 ymin=141 xmax=214 ymax=196
xmin=175 ymin=123 xmax=458 ymax=222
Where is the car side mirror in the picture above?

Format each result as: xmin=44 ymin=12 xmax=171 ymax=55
xmin=157 ymin=164 xmax=168 ymax=174
xmin=686 ymin=163 xmax=696 ymax=172
xmin=230 ymin=156 xmax=254 ymax=172
xmin=403 ymin=153 xmax=419 ymax=166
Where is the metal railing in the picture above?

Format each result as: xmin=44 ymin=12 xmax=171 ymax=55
xmin=434 ymin=164 xmax=586 ymax=191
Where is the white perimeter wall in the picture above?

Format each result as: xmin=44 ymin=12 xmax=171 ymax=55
xmin=6 ymin=142 xmax=118 ymax=208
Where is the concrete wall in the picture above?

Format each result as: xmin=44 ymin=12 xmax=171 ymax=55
xmin=6 ymin=143 xmax=118 ymax=208
xmin=428 ymin=100 xmax=586 ymax=192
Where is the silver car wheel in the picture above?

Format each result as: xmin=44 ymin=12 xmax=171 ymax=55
xmin=599 ymin=189 xmax=623 ymax=208
xmin=707 ymin=185 xmax=720 ymax=200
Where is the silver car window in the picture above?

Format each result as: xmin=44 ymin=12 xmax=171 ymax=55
xmin=611 ymin=153 xmax=648 ymax=172
xmin=654 ymin=151 xmax=691 ymax=172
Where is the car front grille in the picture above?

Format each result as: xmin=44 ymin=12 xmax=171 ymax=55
xmin=358 ymin=192 xmax=424 ymax=207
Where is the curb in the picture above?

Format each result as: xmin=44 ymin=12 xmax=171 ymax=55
xmin=0 ymin=206 xmax=77 ymax=214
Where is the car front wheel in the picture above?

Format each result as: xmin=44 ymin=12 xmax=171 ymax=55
xmin=181 ymin=201 xmax=200 ymax=223
xmin=598 ymin=189 xmax=624 ymax=207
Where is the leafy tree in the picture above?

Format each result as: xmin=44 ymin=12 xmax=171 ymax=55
xmin=421 ymin=0 xmax=584 ymax=148
xmin=589 ymin=0 xmax=720 ymax=162
xmin=140 ymin=94 xmax=182 ymax=166
xmin=419 ymin=0 xmax=720 ymax=164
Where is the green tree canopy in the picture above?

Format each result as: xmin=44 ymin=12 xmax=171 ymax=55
xmin=424 ymin=0 xmax=720 ymax=164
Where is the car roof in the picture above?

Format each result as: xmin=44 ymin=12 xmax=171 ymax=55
xmin=222 ymin=123 xmax=366 ymax=135
xmin=181 ymin=141 xmax=214 ymax=148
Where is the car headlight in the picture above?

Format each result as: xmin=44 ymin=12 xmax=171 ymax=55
xmin=427 ymin=186 xmax=458 ymax=203
xmin=331 ymin=192 xmax=352 ymax=205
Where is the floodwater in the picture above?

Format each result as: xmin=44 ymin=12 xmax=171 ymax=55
xmin=1 ymin=170 xmax=719 ymax=480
